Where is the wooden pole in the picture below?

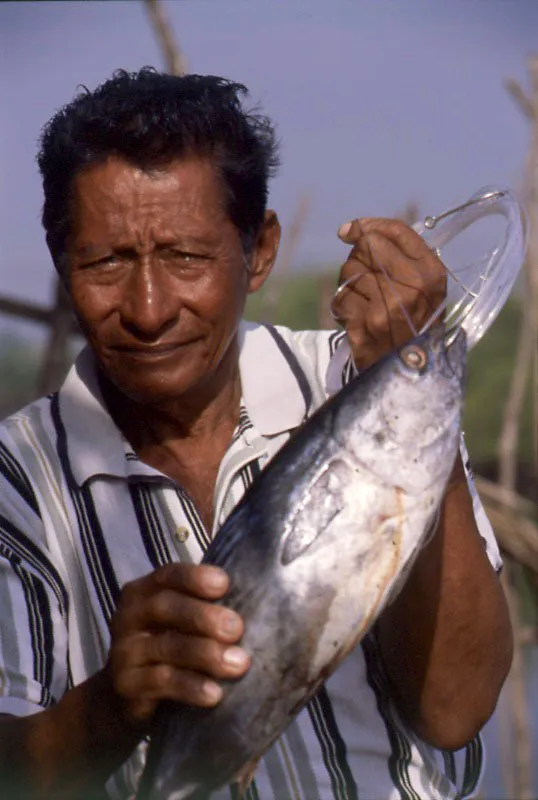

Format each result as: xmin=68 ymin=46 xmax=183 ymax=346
xmin=36 ymin=281 xmax=78 ymax=396
xmin=143 ymin=0 xmax=187 ymax=76
xmin=496 ymin=55 xmax=538 ymax=800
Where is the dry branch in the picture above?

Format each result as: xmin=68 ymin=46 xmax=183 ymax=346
xmin=505 ymin=78 xmax=535 ymax=122
xmin=0 ymin=295 xmax=54 ymax=326
xmin=474 ymin=475 xmax=536 ymax=519
xmin=143 ymin=0 xmax=187 ymax=76
xmin=0 ymin=294 xmax=79 ymax=334
xmin=495 ymin=55 xmax=538 ymax=800
xmin=37 ymin=282 xmax=78 ymax=395
xmin=473 ymin=473 xmax=538 ymax=573
xmin=479 ymin=501 xmax=538 ymax=573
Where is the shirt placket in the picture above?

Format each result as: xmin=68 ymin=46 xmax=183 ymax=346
xmin=211 ymin=425 xmax=270 ymax=536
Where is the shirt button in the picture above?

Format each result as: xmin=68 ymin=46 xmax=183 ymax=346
xmin=175 ymin=526 xmax=189 ymax=543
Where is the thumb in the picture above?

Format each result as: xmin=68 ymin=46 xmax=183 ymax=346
xmin=337 ymin=219 xmax=366 ymax=244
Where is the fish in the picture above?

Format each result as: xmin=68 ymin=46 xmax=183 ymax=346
xmin=137 ymin=324 xmax=467 ymax=800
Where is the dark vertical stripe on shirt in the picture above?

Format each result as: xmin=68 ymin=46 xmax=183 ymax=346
xmin=176 ymin=489 xmax=211 ymax=552
xmin=328 ymin=330 xmax=346 ymax=357
xmin=341 ymin=357 xmax=356 ymax=387
xmin=263 ymin=325 xmax=312 ymax=418
xmin=307 ymin=687 xmax=358 ymax=799
xmin=362 ymin=633 xmax=420 ymax=800
xmin=130 ymin=484 xmax=173 ymax=569
xmin=51 ymin=393 xmax=120 ymax=623
xmin=0 ymin=441 xmax=40 ymax=516
xmin=32 ymin=574 xmax=55 ymax=706
xmin=0 ymin=514 xmax=68 ymax=617
xmin=239 ymin=459 xmax=261 ymax=494
xmin=442 ymin=750 xmax=457 ymax=785
xmin=460 ymin=736 xmax=482 ymax=798
xmin=12 ymin=558 xmax=54 ymax=707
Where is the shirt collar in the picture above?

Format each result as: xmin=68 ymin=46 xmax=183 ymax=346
xmin=237 ymin=320 xmax=311 ymax=436
xmin=58 ymin=320 xmax=310 ymax=487
xmin=58 ymin=347 xmax=162 ymax=486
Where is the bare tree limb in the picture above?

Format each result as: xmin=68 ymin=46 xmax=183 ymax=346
xmin=496 ymin=55 xmax=538 ymax=800
xmin=0 ymin=294 xmax=79 ymax=334
xmin=36 ymin=281 xmax=77 ymax=396
xmin=143 ymin=0 xmax=187 ymax=76
xmin=474 ymin=475 xmax=536 ymax=519
xmin=0 ymin=295 xmax=54 ymax=326
xmin=505 ymin=78 xmax=535 ymax=122
xmin=499 ymin=561 xmax=534 ymax=800
xmin=480 ymin=502 xmax=538 ymax=573
xmin=497 ymin=263 xmax=535 ymax=491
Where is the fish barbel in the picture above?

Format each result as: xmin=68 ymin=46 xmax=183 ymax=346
xmin=138 ymin=325 xmax=467 ymax=800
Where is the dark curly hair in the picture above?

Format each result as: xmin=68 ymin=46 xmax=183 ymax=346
xmin=37 ymin=68 xmax=280 ymax=276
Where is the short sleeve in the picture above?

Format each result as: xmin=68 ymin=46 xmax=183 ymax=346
xmin=0 ymin=446 xmax=69 ymax=717
xmin=324 ymin=332 xmax=357 ymax=396
xmin=459 ymin=434 xmax=503 ymax=573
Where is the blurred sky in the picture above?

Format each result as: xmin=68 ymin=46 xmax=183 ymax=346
xmin=1 ymin=0 xmax=537 ymax=329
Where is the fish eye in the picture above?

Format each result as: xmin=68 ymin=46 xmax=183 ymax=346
xmin=400 ymin=344 xmax=428 ymax=370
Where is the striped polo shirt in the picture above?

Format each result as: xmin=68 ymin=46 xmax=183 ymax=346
xmin=0 ymin=320 xmax=501 ymax=800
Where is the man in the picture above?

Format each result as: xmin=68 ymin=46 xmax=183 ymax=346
xmin=0 ymin=69 xmax=512 ymax=799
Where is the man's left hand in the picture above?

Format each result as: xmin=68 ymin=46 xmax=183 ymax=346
xmin=336 ymin=218 xmax=447 ymax=369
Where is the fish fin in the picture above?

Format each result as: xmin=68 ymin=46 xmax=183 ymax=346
xmin=233 ymin=758 xmax=260 ymax=797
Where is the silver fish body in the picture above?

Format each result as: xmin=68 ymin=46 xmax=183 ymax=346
xmin=138 ymin=326 xmax=467 ymax=800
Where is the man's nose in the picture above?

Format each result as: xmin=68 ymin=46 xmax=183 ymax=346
xmin=120 ymin=260 xmax=180 ymax=339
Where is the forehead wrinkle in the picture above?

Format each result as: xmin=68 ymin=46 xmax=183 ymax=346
xmin=72 ymin=156 xmax=235 ymax=254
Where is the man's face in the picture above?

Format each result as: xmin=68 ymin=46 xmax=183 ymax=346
xmin=66 ymin=156 xmax=277 ymax=405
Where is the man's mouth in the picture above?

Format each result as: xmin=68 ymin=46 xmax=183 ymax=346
xmin=109 ymin=340 xmax=200 ymax=359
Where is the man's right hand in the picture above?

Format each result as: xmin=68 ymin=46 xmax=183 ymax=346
xmin=106 ymin=563 xmax=250 ymax=730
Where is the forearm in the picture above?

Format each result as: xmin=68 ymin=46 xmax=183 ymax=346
xmin=0 ymin=669 xmax=143 ymax=799
xmin=377 ymin=456 xmax=513 ymax=750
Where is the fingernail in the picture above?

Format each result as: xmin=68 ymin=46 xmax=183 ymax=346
xmin=223 ymin=646 xmax=249 ymax=668
xmin=203 ymin=680 xmax=223 ymax=703
xmin=205 ymin=567 xmax=228 ymax=591
xmin=338 ymin=221 xmax=352 ymax=239
xmin=221 ymin=612 xmax=241 ymax=635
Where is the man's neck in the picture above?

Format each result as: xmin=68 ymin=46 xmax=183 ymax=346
xmin=98 ymin=352 xmax=242 ymax=454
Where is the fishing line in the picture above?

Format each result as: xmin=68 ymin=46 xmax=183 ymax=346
xmin=330 ymin=186 xmax=528 ymax=350
xmin=331 ymin=234 xmax=419 ymax=344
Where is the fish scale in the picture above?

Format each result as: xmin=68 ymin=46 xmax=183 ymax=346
xmin=138 ymin=324 xmax=467 ymax=800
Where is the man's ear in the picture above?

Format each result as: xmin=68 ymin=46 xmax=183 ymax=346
xmin=247 ymin=210 xmax=281 ymax=294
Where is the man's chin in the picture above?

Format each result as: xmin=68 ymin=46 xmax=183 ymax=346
xmin=97 ymin=360 xmax=200 ymax=406
xmin=108 ymin=377 xmax=197 ymax=407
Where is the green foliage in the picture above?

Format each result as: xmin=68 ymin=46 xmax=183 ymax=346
xmin=246 ymin=271 xmax=333 ymax=330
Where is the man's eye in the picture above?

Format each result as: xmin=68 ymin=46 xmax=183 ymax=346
xmin=171 ymin=250 xmax=199 ymax=260
xmin=83 ymin=255 xmax=121 ymax=269
xmin=163 ymin=250 xmax=207 ymax=265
